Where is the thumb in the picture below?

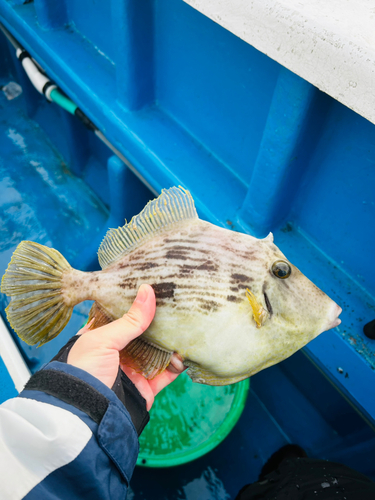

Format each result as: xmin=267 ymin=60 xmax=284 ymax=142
xmin=105 ymin=284 xmax=156 ymax=351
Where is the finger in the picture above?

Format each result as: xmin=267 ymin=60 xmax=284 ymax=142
xmin=167 ymin=353 xmax=186 ymax=374
xmin=147 ymin=369 xmax=182 ymax=396
xmin=91 ymin=284 xmax=156 ymax=351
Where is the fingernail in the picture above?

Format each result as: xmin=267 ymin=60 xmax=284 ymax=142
xmin=135 ymin=284 xmax=149 ymax=304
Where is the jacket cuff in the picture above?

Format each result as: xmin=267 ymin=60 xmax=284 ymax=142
xmin=20 ymin=361 xmax=141 ymax=484
xmin=52 ymin=338 xmax=150 ymax=435
xmin=24 ymin=367 xmax=109 ymax=425
xmin=24 ymin=361 xmax=149 ymax=434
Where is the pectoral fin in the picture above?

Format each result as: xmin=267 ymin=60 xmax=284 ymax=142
xmin=246 ymin=289 xmax=268 ymax=328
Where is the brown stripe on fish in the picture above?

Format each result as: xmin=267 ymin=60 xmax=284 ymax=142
xmin=215 ymin=244 xmax=260 ymax=261
xmin=157 ymin=299 xmax=178 ymax=308
xmin=175 ymin=261 xmax=219 ymax=273
xmin=226 ymin=295 xmax=242 ymax=303
xmin=132 ymin=262 xmax=160 ymax=271
xmin=163 ymin=239 xmax=199 ymax=244
xmin=171 ymin=305 xmax=191 ymax=311
xmin=160 ymin=226 xmax=253 ymax=264
xmin=116 ymin=262 xmax=130 ymax=270
xmin=170 ymin=261 xmax=220 ymax=274
xmin=151 ymin=282 xmax=176 ymax=299
xmin=166 ymin=245 xmax=210 ymax=254
xmin=116 ymin=260 xmax=159 ymax=272
xmin=152 ymin=281 xmax=226 ymax=295
xmin=228 ymin=283 xmax=254 ymax=294
xmin=204 ymin=252 xmax=260 ymax=272
xmin=133 ymin=247 xmax=172 ymax=261
xmin=165 ymin=254 xmax=212 ymax=263
xmin=175 ymin=294 xmax=228 ymax=307
xmin=164 ymin=249 xmax=215 ymax=263
xmin=195 ymin=261 xmax=219 ymax=272
xmin=165 ymin=251 xmax=188 ymax=260
xmin=128 ymin=250 xmax=145 ymax=261
xmin=169 ymin=273 xmax=224 ymax=285
xmin=176 ymin=290 xmax=227 ymax=305
xmin=118 ymin=278 xmax=138 ymax=289
xmin=163 ymin=230 xmax=191 ymax=238
xmin=231 ymin=273 xmax=254 ymax=283
xmin=178 ymin=266 xmax=196 ymax=275
xmin=176 ymin=286 xmax=225 ymax=295
xmin=119 ymin=283 xmax=135 ymax=289
xmin=139 ymin=237 xmax=216 ymax=262
xmin=168 ymin=295 xmax=222 ymax=314
xmin=198 ymin=299 xmax=221 ymax=313
xmin=230 ymin=253 xmax=260 ymax=262
xmin=170 ymin=283 xmax=228 ymax=300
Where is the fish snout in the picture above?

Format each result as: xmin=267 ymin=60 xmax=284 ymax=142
xmin=322 ymin=303 xmax=342 ymax=332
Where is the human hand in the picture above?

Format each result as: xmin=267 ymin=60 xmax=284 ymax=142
xmin=67 ymin=284 xmax=185 ymax=410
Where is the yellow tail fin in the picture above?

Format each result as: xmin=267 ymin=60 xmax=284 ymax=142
xmin=1 ymin=241 xmax=73 ymax=346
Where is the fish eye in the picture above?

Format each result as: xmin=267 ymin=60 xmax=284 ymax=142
xmin=272 ymin=260 xmax=291 ymax=279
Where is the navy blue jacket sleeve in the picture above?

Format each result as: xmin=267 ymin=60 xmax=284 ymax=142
xmin=0 ymin=361 xmax=145 ymax=500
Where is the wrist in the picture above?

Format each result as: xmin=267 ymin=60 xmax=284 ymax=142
xmin=32 ymin=360 xmax=149 ymax=435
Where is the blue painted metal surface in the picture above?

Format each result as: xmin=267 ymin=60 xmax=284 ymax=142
xmin=0 ymin=356 xmax=17 ymax=403
xmin=0 ymin=0 xmax=375 ymax=497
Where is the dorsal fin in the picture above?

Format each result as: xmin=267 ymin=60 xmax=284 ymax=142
xmin=98 ymin=186 xmax=198 ymax=269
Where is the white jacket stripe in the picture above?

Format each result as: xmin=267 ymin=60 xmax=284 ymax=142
xmin=0 ymin=397 xmax=92 ymax=499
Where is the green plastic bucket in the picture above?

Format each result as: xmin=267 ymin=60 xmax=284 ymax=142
xmin=137 ymin=372 xmax=250 ymax=467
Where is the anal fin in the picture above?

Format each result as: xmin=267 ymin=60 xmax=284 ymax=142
xmin=185 ymin=360 xmax=249 ymax=386
xmin=86 ymin=303 xmax=173 ymax=380
xmin=87 ymin=302 xmax=114 ymax=330
xmin=120 ymin=337 xmax=173 ymax=380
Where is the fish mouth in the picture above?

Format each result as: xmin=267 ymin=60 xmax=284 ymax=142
xmin=322 ymin=303 xmax=342 ymax=332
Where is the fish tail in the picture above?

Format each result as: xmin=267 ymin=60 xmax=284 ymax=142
xmin=1 ymin=241 xmax=74 ymax=346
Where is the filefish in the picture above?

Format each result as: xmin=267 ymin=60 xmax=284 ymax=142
xmin=1 ymin=187 xmax=342 ymax=385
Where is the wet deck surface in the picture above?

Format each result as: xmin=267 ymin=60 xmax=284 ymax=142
xmin=0 ymin=79 xmax=105 ymax=365
xmin=1 ymin=79 xmax=375 ymax=499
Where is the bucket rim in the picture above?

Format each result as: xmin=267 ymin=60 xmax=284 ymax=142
xmin=136 ymin=377 xmax=250 ymax=468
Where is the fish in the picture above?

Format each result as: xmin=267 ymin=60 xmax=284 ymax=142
xmin=1 ymin=186 xmax=342 ymax=385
